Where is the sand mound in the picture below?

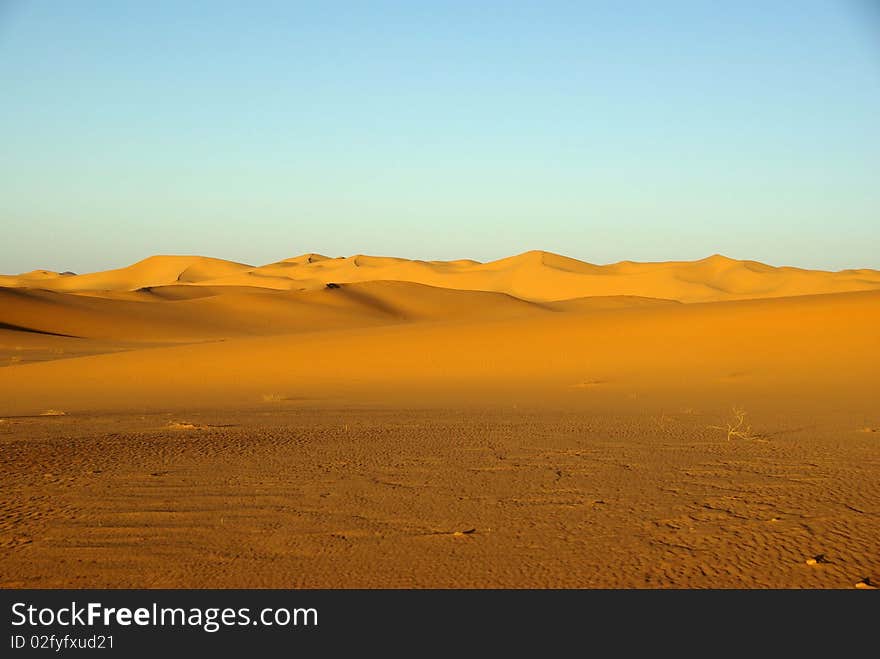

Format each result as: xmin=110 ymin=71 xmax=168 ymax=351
xmin=1 ymin=288 xmax=876 ymax=415
xmin=0 ymin=255 xmax=253 ymax=292
xmin=0 ymin=279 xmax=561 ymax=343
xmin=2 ymin=250 xmax=878 ymax=414
xmin=4 ymin=251 xmax=879 ymax=302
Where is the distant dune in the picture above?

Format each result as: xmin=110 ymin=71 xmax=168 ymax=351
xmin=0 ymin=250 xmax=878 ymax=415
xmin=3 ymin=251 xmax=879 ymax=302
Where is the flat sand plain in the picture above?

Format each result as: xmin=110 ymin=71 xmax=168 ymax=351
xmin=1 ymin=252 xmax=878 ymax=587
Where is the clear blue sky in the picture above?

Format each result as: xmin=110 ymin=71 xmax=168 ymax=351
xmin=2 ymin=0 xmax=879 ymax=273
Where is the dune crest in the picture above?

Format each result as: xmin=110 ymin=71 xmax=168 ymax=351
xmin=2 ymin=251 xmax=879 ymax=303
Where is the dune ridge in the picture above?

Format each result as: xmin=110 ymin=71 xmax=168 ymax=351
xmin=3 ymin=251 xmax=879 ymax=303
xmin=1 ymin=250 xmax=878 ymax=415
xmin=1 ymin=285 xmax=877 ymax=414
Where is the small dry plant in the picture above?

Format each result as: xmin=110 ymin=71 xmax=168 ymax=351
xmin=710 ymin=407 xmax=758 ymax=441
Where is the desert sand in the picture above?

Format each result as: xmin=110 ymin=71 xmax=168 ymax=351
xmin=1 ymin=251 xmax=878 ymax=588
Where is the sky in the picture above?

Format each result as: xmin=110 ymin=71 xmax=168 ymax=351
xmin=1 ymin=0 xmax=879 ymax=273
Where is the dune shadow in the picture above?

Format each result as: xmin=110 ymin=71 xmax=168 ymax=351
xmin=0 ymin=321 xmax=80 ymax=338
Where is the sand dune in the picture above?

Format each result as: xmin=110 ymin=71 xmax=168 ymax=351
xmin=3 ymin=251 xmax=879 ymax=302
xmin=1 ymin=288 xmax=876 ymax=415
xmin=1 ymin=251 xmax=878 ymax=411
xmin=0 ymin=280 xmax=563 ymax=343
xmin=0 ymin=255 xmax=252 ymax=293
xmin=2 ymin=251 xmax=879 ymax=589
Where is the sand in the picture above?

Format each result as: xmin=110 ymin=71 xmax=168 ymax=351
xmin=0 ymin=252 xmax=878 ymax=588
xmin=4 ymin=251 xmax=880 ymax=303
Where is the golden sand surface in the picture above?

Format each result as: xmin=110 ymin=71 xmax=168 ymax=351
xmin=1 ymin=252 xmax=878 ymax=587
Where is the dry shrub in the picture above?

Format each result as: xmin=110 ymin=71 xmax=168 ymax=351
xmin=710 ymin=407 xmax=759 ymax=441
